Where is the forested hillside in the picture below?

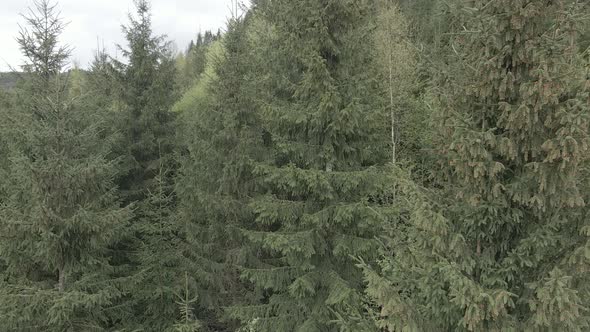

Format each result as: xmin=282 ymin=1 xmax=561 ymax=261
xmin=0 ymin=0 xmax=589 ymax=331
xmin=0 ymin=72 xmax=19 ymax=90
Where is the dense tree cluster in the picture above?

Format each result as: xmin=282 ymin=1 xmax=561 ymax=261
xmin=0 ymin=0 xmax=589 ymax=331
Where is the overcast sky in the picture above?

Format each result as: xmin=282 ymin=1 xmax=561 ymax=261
xmin=0 ymin=0 xmax=244 ymax=71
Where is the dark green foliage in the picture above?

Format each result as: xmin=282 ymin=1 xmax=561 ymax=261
xmin=113 ymin=0 xmax=177 ymax=202
xmin=227 ymin=1 xmax=392 ymax=331
xmin=107 ymin=1 xmax=185 ymax=330
xmin=176 ymin=15 xmax=262 ymax=331
xmin=126 ymin=165 xmax=200 ymax=331
xmin=2 ymin=0 xmax=590 ymax=330
xmin=0 ymin=1 xmax=132 ymax=330
xmin=86 ymin=49 xmax=120 ymax=111
xmin=0 ymin=78 xmax=15 ymax=235
xmin=363 ymin=0 xmax=590 ymax=331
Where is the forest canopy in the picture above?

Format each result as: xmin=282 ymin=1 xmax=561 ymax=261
xmin=0 ymin=0 xmax=589 ymax=331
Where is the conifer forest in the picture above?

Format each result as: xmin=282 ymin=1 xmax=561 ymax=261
xmin=1 ymin=0 xmax=590 ymax=331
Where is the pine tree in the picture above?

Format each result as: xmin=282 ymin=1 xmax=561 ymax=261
xmin=0 ymin=1 xmax=132 ymax=329
xmin=228 ymin=1 xmax=391 ymax=331
xmin=364 ymin=0 xmax=590 ymax=330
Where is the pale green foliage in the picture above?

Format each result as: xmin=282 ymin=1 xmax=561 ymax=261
xmin=172 ymin=40 xmax=223 ymax=115
xmin=175 ymin=30 xmax=221 ymax=92
xmin=172 ymin=272 xmax=202 ymax=332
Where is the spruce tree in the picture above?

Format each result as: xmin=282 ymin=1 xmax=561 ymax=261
xmin=364 ymin=0 xmax=590 ymax=330
xmin=129 ymin=159 xmax=198 ymax=331
xmin=86 ymin=48 xmax=120 ymax=112
xmin=0 ymin=1 xmax=132 ymax=330
xmin=109 ymin=2 xmax=181 ymax=328
xmin=229 ymin=1 xmax=390 ymax=331
xmin=173 ymin=272 xmax=203 ymax=332
xmin=114 ymin=0 xmax=177 ymax=202
xmin=176 ymin=14 xmax=263 ymax=330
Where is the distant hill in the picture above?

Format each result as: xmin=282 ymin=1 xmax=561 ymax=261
xmin=0 ymin=72 xmax=20 ymax=90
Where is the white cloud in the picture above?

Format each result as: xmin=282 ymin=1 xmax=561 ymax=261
xmin=0 ymin=0 xmax=242 ymax=71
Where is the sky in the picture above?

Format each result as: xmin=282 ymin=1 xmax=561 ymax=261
xmin=0 ymin=0 xmax=244 ymax=71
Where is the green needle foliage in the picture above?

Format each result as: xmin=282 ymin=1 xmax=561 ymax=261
xmin=0 ymin=1 xmax=132 ymax=330
xmin=363 ymin=0 xmax=590 ymax=331
xmin=107 ymin=2 xmax=183 ymax=329
xmin=176 ymin=13 xmax=264 ymax=330
xmin=1 ymin=0 xmax=589 ymax=330
xmin=173 ymin=272 xmax=203 ymax=332
xmin=113 ymin=0 xmax=178 ymax=203
xmin=229 ymin=1 xmax=392 ymax=331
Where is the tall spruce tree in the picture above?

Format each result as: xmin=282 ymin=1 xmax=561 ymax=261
xmin=110 ymin=1 xmax=182 ymax=329
xmin=0 ymin=1 xmax=132 ymax=330
xmin=128 ymin=158 xmax=198 ymax=331
xmin=229 ymin=1 xmax=391 ymax=331
xmin=176 ymin=14 xmax=263 ymax=330
xmin=114 ymin=0 xmax=177 ymax=202
xmin=363 ymin=0 xmax=590 ymax=330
